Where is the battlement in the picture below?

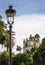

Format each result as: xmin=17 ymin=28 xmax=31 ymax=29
xmin=23 ymin=34 xmax=40 ymax=52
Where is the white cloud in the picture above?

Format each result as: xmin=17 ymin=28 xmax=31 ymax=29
xmin=14 ymin=14 xmax=45 ymax=38
xmin=12 ymin=14 xmax=45 ymax=53
xmin=1 ymin=14 xmax=45 ymax=53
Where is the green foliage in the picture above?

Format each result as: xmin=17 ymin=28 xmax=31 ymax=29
xmin=40 ymin=38 xmax=45 ymax=49
xmin=0 ymin=15 xmax=9 ymax=46
xmin=5 ymin=30 xmax=15 ymax=51
xmin=1 ymin=34 xmax=45 ymax=65
xmin=0 ymin=15 xmax=2 ymax=20
xmin=21 ymin=62 xmax=25 ymax=65
xmin=35 ymin=34 xmax=40 ymax=38
xmin=16 ymin=45 xmax=21 ymax=51
xmin=0 ymin=51 xmax=16 ymax=65
xmin=12 ymin=53 xmax=32 ymax=65
xmin=31 ymin=47 xmax=37 ymax=53
xmin=33 ymin=38 xmax=45 ymax=65
xmin=33 ymin=48 xmax=45 ymax=65
xmin=0 ymin=48 xmax=38 ymax=65
xmin=0 ymin=51 xmax=9 ymax=65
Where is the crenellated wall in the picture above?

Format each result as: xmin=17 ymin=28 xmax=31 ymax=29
xmin=23 ymin=34 xmax=40 ymax=52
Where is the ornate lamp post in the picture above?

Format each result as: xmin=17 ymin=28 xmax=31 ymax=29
xmin=5 ymin=5 xmax=16 ymax=65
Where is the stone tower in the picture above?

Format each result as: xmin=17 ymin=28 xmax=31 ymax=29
xmin=23 ymin=34 xmax=40 ymax=52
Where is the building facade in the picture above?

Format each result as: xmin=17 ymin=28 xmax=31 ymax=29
xmin=23 ymin=34 xmax=40 ymax=52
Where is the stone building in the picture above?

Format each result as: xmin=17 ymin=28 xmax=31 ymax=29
xmin=23 ymin=34 xmax=40 ymax=52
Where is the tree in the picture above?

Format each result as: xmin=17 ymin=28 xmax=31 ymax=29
xmin=5 ymin=30 xmax=15 ymax=51
xmin=31 ymin=47 xmax=37 ymax=53
xmin=0 ymin=51 xmax=16 ymax=65
xmin=16 ymin=45 xmax=21 ymax=52
xmin=35 ymin=34 xmax=40 ymax=39
xmin=0 ymin=15 xmax=9 ymax=46
xmin=33 ymin=38 xmax=45 ymax=65
xmin=0 ymin=15 xmax=2 ymax=20
xmin=40 ymin=38 xmax=45 ymax=48
xmin=12 ymin=53 xmax=32 ymax=65
xmin=0 ymin=50 xmax=34 ymax=65
xmin=0 ymin=51 xmax=9 ymax=65
xmin=21 ymin=62 xmax=25 ymax=65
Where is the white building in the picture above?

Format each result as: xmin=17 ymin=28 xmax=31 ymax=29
xmin=23 ymin=34 xmax=40 ymax=52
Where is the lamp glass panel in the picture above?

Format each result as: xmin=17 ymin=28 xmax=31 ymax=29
xmin=7 ymin=16 xmax=14 ymax=24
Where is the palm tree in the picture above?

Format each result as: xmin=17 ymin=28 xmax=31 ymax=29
xmin=0 ymin=15 xmax=9 ymax=47
xmin=5 ymin=30 xmax=15 ymax=51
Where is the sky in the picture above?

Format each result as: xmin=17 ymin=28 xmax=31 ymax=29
xmin=0 ymin=0 xmax=45 ymax=53
xmin=0 ymin=0 xmax=45 ymax=17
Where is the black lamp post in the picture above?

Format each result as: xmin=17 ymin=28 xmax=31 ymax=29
xmin=5 ymin=6 xmax=16 ymax=65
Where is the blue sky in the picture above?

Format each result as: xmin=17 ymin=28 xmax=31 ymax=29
xmin=0 ymin=0 xmax=45 ymax=18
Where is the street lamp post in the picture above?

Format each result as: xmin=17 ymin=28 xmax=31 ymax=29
xmin=5 ymin=6 xmax=16 ymax=65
